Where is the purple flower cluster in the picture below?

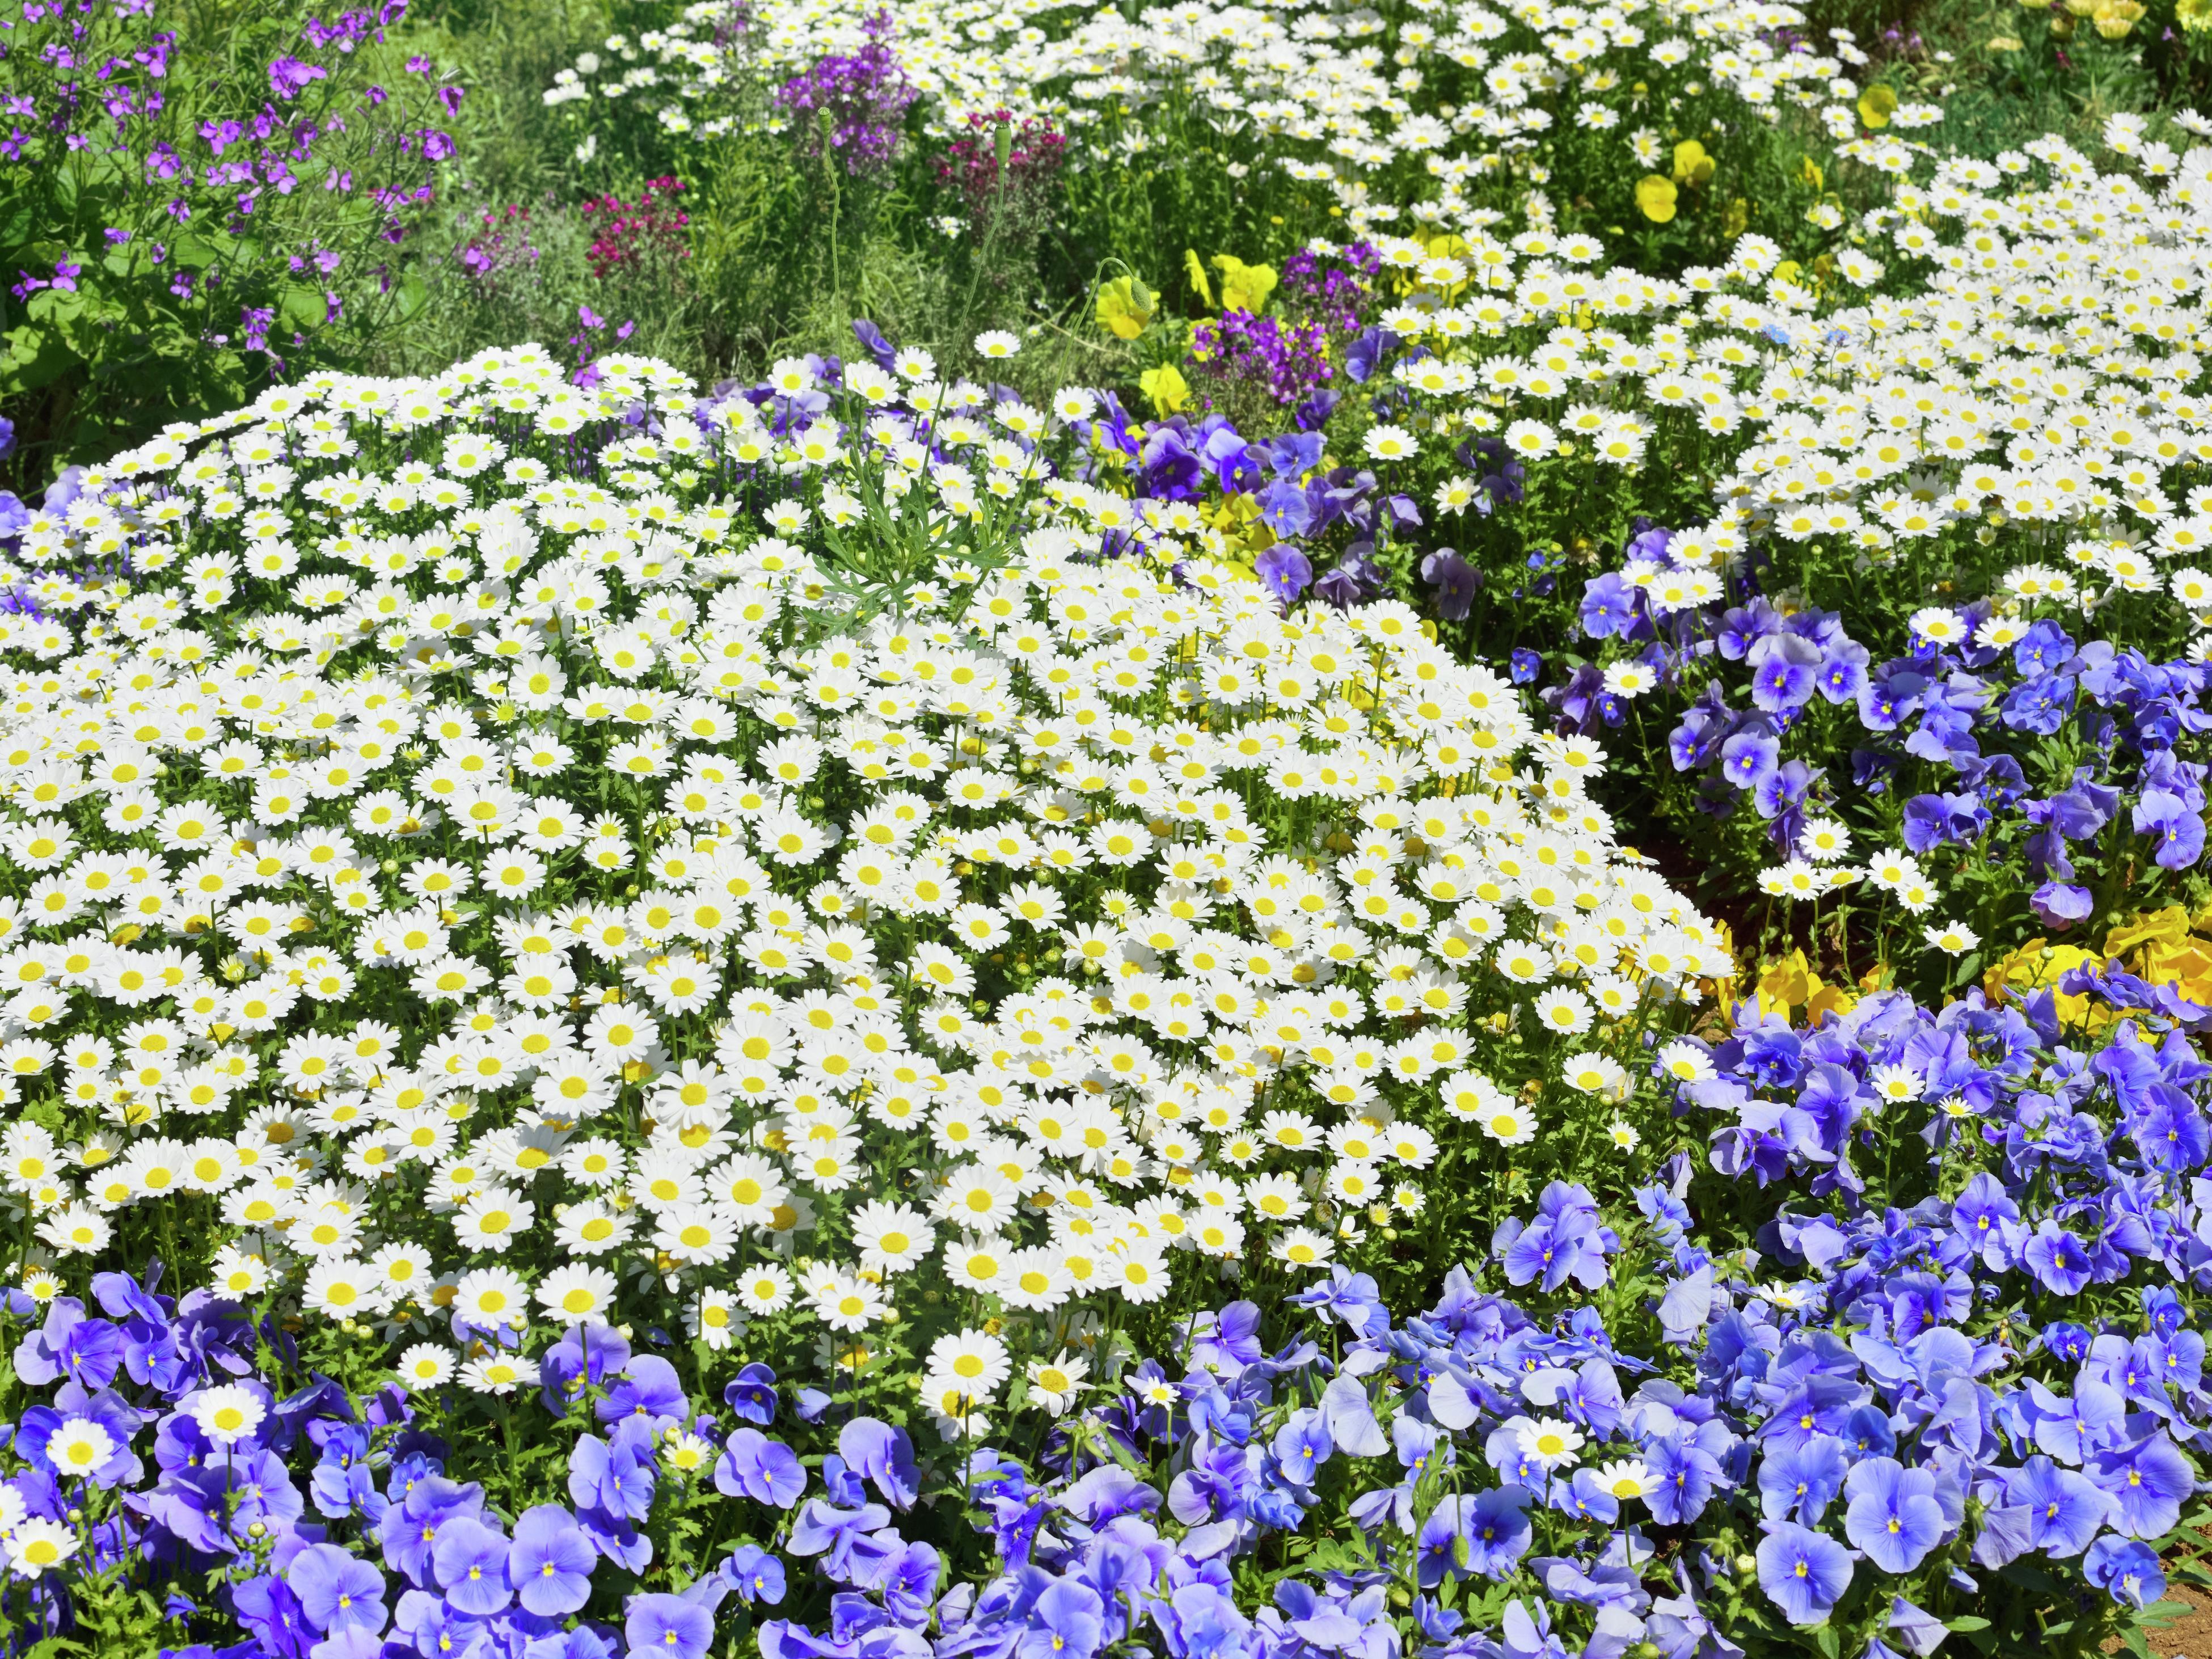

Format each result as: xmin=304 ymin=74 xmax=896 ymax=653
xmin=1189 ymin=310 xmax=1335 ymax=411
xmin=302 ymin=2 xmax=405 ymax=52
xmin=1064 ymin=396 xmax=1412 ymax=606
xmin=1576 ymin=531 xmax=2212 ymax=934
xmin=771 ymin=10 xmax=916 ymax=177
xmin=1278 ymin=241 xmax=1381 ymax=338
xmin=0 ymin=0 xmax=459 ymax=447
xmin=268 ymin=54 xmax=330 ymax=99
xmin=1668 ymin=977 xmax=2212 ymax=1611
xmin=0 ymin=1284 xmax=810 ymax=1658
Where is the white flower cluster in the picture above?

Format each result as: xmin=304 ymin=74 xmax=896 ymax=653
xmin=1503 ymin=128 xmax=2212 ymax=636
xmin=546 ymin=0 xmax=1088 ymax=138
xmin=543 ymin=0 xmax=1899 ymax=181
xmin=0 ymin=344 xmax=1723 ymax=1425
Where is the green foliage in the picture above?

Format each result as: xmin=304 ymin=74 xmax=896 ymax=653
xmin=0 ymin=0 xmax=457 ymax=481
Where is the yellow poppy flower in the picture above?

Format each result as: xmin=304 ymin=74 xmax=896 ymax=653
xmin=1184 ymin=249 xmax=1214 ymax=309
xmin=1095 ymin=275 xmax=1155 ymax=340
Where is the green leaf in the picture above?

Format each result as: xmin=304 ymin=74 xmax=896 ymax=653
xmin=280 ymin=284 xmax=329 ymax=331
xmin=1996 ymin=1559 xmax=2061 ymax=1593
xmin=22 ymin=285 xmax=82 ymax=331
xmin=1944 ymin=1616 xmax=1990 ymax=1633
xmin=2142 ymin=1597 xmax=2197 ymax=1628
xmin=1805 ymin=1624 xmax=1839 ymax=1659
xmin=171 ymin=235 xmax=223 ymax=271
xmin=0 ymin=322 xmax=74 ymax=395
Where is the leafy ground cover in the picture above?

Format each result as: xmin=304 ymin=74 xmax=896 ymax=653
xmin=9 ymin=1 xmax=2212 ymax=1657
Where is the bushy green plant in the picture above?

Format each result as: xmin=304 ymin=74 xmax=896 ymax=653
xmin=0 ymin=0 xmax=461 ymax=479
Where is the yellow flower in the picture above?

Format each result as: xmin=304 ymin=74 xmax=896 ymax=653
xmin=1754 ymin=949 xmax=1817 ymax=1015
xmin=2183 ymin=0 xmax=2212 ymax=31
xmin=2104 ymin=906 xmax=2192 ymax=958
xmin=2092 ymin=0 xmax=2143 ymax=36
xmin=1984 ymin=941 xmax=2104 ymax=1031
xmin=1797 ymin=157 xmax=1823 ymax=192
xmin=1803 ymin=982 xmax=1856 ymax=1027
xmin=1213 ymin=255 xmax=1277 ymax=314
xmin=1721 ymin=197 xmax=1749 ymax=238
xmin=1183 ymin=249 xmax=1214 ymax=309
xmin=1095 ymin=275 xmax=1155 ymax=341
xmin=1856 ymin=85 xmax=1898 ymax=129
xmin=1138 ymin=364 xmax=1189 ymax=416
xmin=1634 ymin=175 xmax=1678 ymax=223
xmin=1671 ymin=140 xmax=1714 ymax=188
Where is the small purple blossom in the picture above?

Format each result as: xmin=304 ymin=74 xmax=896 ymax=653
xmin=773 ymin=12 xmax=917 ymax=176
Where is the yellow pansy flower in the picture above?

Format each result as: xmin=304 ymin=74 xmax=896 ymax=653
xmin=1138 ymin=364 xmax=1189 ymax=416
xmin=1635 ymin=175 xmax=1678 ymax=223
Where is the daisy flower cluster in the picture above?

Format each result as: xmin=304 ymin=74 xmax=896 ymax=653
xmin=978 ymin=0 xmax=1884 ymax=172
xmin=1585 ymin=129 xmax=2212 ymax=623
xmin=544 ymin=0 xmax=1914 ymax=210
xmin=0 ymin=340 xmax=1731 ymax=1439
xmin=544 ymin=0 xmax=1089 ymax=140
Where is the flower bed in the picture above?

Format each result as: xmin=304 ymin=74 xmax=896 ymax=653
xmin=5 ymin=0 xmax=2212 ymax=1653
xmin=0 ymin=338 xmax=2206 ymax=1659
